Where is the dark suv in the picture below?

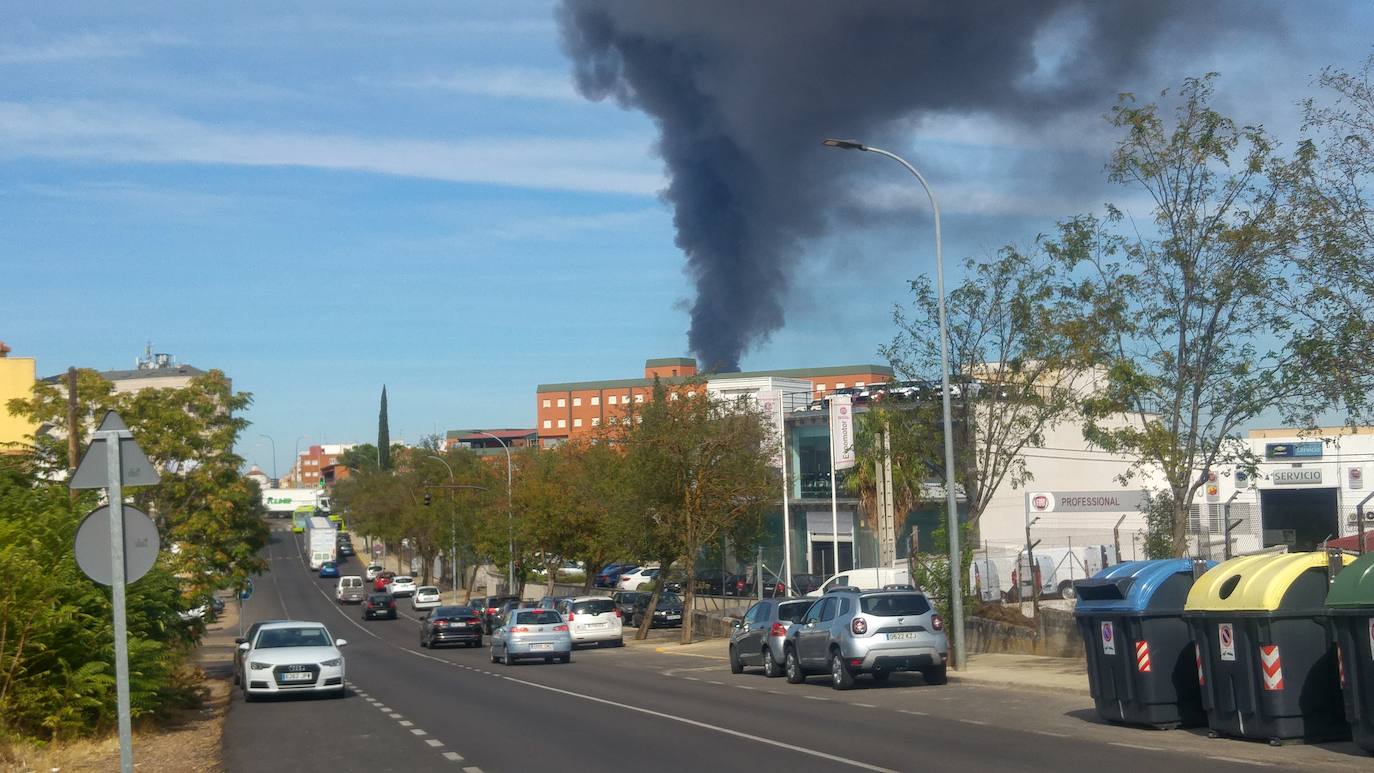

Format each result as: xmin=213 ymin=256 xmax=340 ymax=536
xmin=477 ymin=595 xmax=520 ymax=634
xmin=782 ymin=589 xmax=948 ymax=689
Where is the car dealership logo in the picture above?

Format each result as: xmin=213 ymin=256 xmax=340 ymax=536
xmin=1032 ymin=494 xmax=1052 ymax=511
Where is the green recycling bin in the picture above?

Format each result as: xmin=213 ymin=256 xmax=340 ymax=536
xmin=1074 ymin=559 xmax=1213 ymax=728
xmin=1326 ymin=551 xmax=1374 ymax=754
xmin=1184 ymin=551 xmax=1353 ymax=744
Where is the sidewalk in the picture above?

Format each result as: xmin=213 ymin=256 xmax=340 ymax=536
xmin=644 ymin=638 xmax=1091 ymax=695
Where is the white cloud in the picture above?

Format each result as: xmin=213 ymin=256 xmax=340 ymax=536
xmin=0 ymin=101 xmax=663 ymax=196
xmin=396 ymin=67 xmax=581 ymax=102
xmin=0 ymin=31 xmax=183 ymax=64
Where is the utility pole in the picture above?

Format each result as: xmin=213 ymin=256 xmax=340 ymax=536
xmin=67 ymin=367 xmax=79 ymax=499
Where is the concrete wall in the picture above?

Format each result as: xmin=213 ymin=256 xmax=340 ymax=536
xmin=966 ymin=608 xmax=1084 ymax=659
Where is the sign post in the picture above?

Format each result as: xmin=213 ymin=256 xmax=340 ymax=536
xmin=69 ymin=412 xmax=159 ymax=773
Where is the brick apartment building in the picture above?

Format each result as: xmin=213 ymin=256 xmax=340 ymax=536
xmin=535 ymin=357 xmax=893 ymax=446
xmin=291 ymin=443 xmax=355 ymax=487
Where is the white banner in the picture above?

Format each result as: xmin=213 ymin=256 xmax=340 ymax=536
xmin=830 ymin=394 xmax=855 ymax=471
xmin=753 ymin=390 xmax=784 ymax=468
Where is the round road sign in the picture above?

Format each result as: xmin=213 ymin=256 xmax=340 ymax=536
xmin=75 ymin=505 xmax=160 ymax=586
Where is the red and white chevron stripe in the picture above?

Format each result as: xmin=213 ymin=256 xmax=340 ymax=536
xmin=1260 ymin=644 xmax=1284 ymax=691
xmin=1195 ymin=643 xmax=1205 ymax=685
xmin=1134 ymin=640 xmax=1151 ymax=673
xmin=1338 ymin=645 xmax=1346 ymax=687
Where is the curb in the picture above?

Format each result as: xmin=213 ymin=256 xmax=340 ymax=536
xmin=947 ymin=672 xmax=1091 ymax=697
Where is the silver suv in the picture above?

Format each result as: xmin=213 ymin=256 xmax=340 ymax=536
xmin=782 ymin=589 xmax=948 ymax=689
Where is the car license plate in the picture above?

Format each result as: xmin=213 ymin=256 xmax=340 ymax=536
xmin=667 ymin=614 xmax=680 ymax=620
xmin=588 ymin=622 xmax=607 ymax=629
xmin=887 ymin=632 xmax=918 ymax=640
xmin=281 ymin=672 xmax=313 ymax=682
xmin=532 ymin=643 xmax=554 ymax=651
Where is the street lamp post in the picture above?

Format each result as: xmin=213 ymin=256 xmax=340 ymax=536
xmin=471 ymin=432 xmax=515 ymax=594
xmin=427 ymin=455 xmax=459 ymax=597
xmin=822 ymin=138 xmax=966 ymax=671
xmin=258 ymin=434 xmax=278 ymax=484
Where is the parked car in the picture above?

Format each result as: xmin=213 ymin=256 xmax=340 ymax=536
xmin=790 ymin=574 xmax=824 ymax=595
xmin=739 ymin=571 xmax=789 ymax=598
xmin=729 ymin=597 xmax=815 ymax=678
xmin=593 ymin=563 xmax=637 ymax=588
xmin=807 ymin=567 xmax=910 ymax=597
xmin=419 ymin=605 xmax=483 ymax=648
xmin=610 ymin=590 xmax=645 ymax=621
xmin=556 ymin=596 xmax=624 ymax=648
xmin=477 ymin=595 xmax=520 ymax=634
xmin=536 ymin=595 xmax=572 ymax=610
xmin=232 ymin=619 xmax=289 ymax=685
xmin=237 ymin=621 xmax=347 ymax=701
xmin=617 ymin=566 xmax=660 ymax=590
xmin=319 ymin=561 xmax=340 ymax=579
xmin=335 ymin=576 xmax=366 ymax=604
xmin=411 ymin=586 xmax=441 ymax=611
xmin=490 ymin=608 xmax=572 ymax=664
xmin=631 ymin=592 xmax=685 ymax=628
xmin=365 ymin=564 xmax=384 ymax=581
xmin=388 ymin=576 xmax=417 ymax=597
xmin=693 ymin=569 xmax=729 ymax=595
xmin=373 ymin=571 xmax=396 ymax=592
xmin=781 ymin=589 xmax=948 ymax=689
xmin=363 ymin=593 xmax=398 ymax=620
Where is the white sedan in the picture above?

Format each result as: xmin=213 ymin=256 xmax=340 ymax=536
xmin=411 ymin=586 xmax=442 ymax=611
xmin=389 ymin=576 xmax=417 ymax=597
xmin=237 ymin=621 xmax=346 ymax=701
xmin=617 ymin=566 xmax=660 ymax=590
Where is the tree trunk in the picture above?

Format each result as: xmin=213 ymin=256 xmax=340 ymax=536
xmin=463 ymin=564 xmax=480 ymax=604
xmin=681 ymin=563 xmax=697 ymax=645
xmin=544 ymin=557 xmax=561 ymax=596
xmin=1171 ymin=490 xmax=1191 ymax=558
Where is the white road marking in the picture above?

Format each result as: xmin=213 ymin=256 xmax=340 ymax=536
xmin=898 ymin=709 xmax=928 ymax=716
xmin=736 ymin=685 xmax=757 ymax=690
xmin=1032 ymin=730 xmax=1068 ymax=738
xmin=766 ymin=690 xmax=784 ymax=695
xmin=853 ymin=702 xmax=876 ymax=708
xmin=706 ymin=680 xmax=723 ymax=685
xmin=462 ymin=767 xmax=483 ymax=773
xmin=1108 ymin=742 xmax=1162 ymax=752
xmin=426 ymin=739 xmax=444 ymax=747
xmin=684 ymin=677 xmax=701 ymax=681
xmin=377 ymin=706 xmax=390 ymax=712
xmin=803 ymin=695 xmax=829 ymax=701
xmin=500 ymin=674 xmax=899 ymax=773
xmin=1206 ymin=757 xmax=1270 ymax=767
xmin=410 ymin=728 xmax=427 ymax=736
xmin=442 ymin=751 xmax=464 ymax=762
xmin=389 ymin=713 xmax=403 ymax=719
xmin=957 ymin=719 xmax=989 ymax=726
xmin=398 ymin=720 xmax=413 ymax=727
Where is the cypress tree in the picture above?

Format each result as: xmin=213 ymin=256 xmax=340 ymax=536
xmin=378 ymin=385 xmax=391 ymax=470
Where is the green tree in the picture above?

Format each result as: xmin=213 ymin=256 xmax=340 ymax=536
xmin=377 ymin=386 xmax=391 ymax=471
xmin=1051 ymin=75 xmax=1314 ymax=556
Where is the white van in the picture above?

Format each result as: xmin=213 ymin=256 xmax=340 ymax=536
xmin=335 ymin=576 xmax=365 ymax=603
xmin=807 ymin=566 xmax=910 ymax=597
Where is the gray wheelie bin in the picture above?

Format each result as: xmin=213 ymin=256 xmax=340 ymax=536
xmin=1184 ymin=551 xmax=1353 ymax=744
xmin=1074 ymin=559 xmax=1212 ymax=728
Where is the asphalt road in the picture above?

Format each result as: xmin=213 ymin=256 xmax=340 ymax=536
xmin=223 ymin=525 xmax=1371 ymax=772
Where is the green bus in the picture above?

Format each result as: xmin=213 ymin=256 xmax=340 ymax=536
xmin=292 ymin=507 xmax=313 ymax=533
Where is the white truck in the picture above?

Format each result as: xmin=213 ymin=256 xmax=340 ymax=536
xmin=305 ymin=516 xmax=337 ymax=570
xmin=971 ymin=544 xmax=1117 ymax=601
xmin=262 ymin=487 xmax=330 ymax=519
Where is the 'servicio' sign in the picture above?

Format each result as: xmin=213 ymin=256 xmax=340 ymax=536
xmin=1272 ymin=468 xmax=1323 ymax=485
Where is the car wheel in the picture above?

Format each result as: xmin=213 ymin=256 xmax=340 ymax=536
xmin=490 ymin=648 xmax=499 ymax=664
xmin=1058 ymin=581 xmax=1077 ymax=601
xmin=872 ymin=670 xmax=891 ymax=684
xmin=232 ymin=670 xmax=240 ymax=686
xmin=829 ymin=651 xmax=855 ymax=691
xmin=504 ymin=653 xmax=515 ymax=667
xmin=923 ymin=665 xmax=948 ymax=686
xmin=614 ymin=638 xmax=624 ymax=648
xmin=763 ymin=650 xmax=782 ymax=678
xmin=729 ymin=645 xmax=744 ymax=674
xmin=242 ymin=686 xmax=256 ymax=703
xmin=785 ymin=648 xmax=805 ymax=684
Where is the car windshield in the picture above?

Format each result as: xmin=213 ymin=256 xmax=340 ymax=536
xmin=367 ymin=594 xmax=390 ymax=603
xmin=573 ymin=599 xmax=616 ymax=615
xmin=777 ymin=601 xmax=812 ymax=623
xmin=256 ymin=627 xmax=331 ymax=648
xmin=395 ymin=576 xmax=413 ymax=583
xmin=514 ymin=610 xmax=562 ymax=626
xmin=860 ymin=593 xmax=931 ymax=617
xmin=418 ymin=587 xmax=438 ymax=594
xmin=657 ymin=593 xmax=682 ymax=606
xmin=434 ymin=606 xmax=473 ymax=618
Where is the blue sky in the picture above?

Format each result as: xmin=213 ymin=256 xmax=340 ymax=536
xmin=1 ymin=2 xmax=1370 ymax=475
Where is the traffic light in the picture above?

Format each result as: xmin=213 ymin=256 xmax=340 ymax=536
xmin=423 ymin=492 xmax=432 ymax=506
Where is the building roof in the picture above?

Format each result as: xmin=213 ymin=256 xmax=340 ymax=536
xmin=445 ymin=428 xmax=537 ymax=441
xmin=645 ymin=357 xmax=696 ymax=367
xmin=42 ymin=364 xmax=206 ymax=383
xmin=537 ymin=364 xmax=893 ymax=393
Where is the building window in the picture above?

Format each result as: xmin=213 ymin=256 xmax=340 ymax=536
xmin=815 ymin=384 xmax=826 ymax=392
xmin=687 ymin=390 xmax=695 ymax=398
xmin=634 ymin=394 xmax=644 ymax=403
xmin=670 ymin=393 xmax=679 ymax=401
xmin=557 ymin=398 xmax=566 ymax=408
xmin=591 ymin=396 xmax=600 ymax=406
xmin=608 ymin=416 xmax=618 ymax=425
xmin=542 ymin=399 xmax=551 ymax=408
xmin=557 ymin=419 xmax=567 ymax=429
xmin=836 ymin=382 xmax=846 ymax=389
xmin=591 ymin=417 xmax=601 ymax=427
xmin=636 ymin=415 xmax=643 ymax=424
xmin=573 ymin=397 xmax=582 ymax=407
xmin=573 ymin=418 xmax=583 ymax=428
xmin=609 ymin=395 xmax=618 ymax=405
xmin=623 ymin=393 xmax=631 ymax=402
xmin=543 ymin=420 xmax=552 ymax=429
xmin=856 ymin=381 xmax=865 ymax=387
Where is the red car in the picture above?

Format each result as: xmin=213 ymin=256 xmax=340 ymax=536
xmin=374 ymin=571 xmax=396 ymax=592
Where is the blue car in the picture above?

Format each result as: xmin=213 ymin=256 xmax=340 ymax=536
xmin=319 ymin=560 xmax=340 ymax=578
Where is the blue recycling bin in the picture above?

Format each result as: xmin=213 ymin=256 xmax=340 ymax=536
xmin=1074 ymin=559 xmax=1213 ymax=728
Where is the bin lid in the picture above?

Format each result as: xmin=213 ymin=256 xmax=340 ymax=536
xmin=1073 ymin=559 xmax=1206 ymax=614
xmin=1185 ymin=552 xmax=1355 ymax=613
xmin=1326 ymin=552 xmax=1374 ymax=608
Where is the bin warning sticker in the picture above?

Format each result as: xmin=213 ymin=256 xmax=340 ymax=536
xmin=1368 ymin=619 xmax=1373 ymax=660
xmin=1219 ymin=623 xmax=1235 ymax=661
xmin=1101 ymin=621 xmax=1116 ymax=655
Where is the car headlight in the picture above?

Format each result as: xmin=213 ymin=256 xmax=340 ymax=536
xmin=320 ymin=658 xmax=342 ymax=667
xmin=250 ymin=661 xmax=271 ymax=670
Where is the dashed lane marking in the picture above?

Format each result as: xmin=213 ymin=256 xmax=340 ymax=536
xmin=410 ymin=729 xmax=427 ymax=736
xmin=736 ymin=685 xmax=757 ymax=690
xmin=1108 ymin=742 xmax=1162 ymax=752
xmin=1032 ymin=730 xmax=1068 ymax=738
xmin=426 ymin=739 xmax=444 ymax=747
xmin=1206 ymin=757 xmax=1270 ymax=767
xmin=853 ymin=702 xmax=876 ymax=708
xmin=957 ymin=719 xmax=989 ymax=726
xmin=898 ymin=709 xmax=928 ymax=716
xmin=389 ymin=713 xmax=403 ymax=719
xmin=706 ymin=680 xmax=723 ymax=685
xmin=398 ymin=720 xmax=413 ymax=727
xmin=803 ymin=695 xmax=829 ymax=701
xmin=463 ymin=767 xmax=483 ymax=773
xmin=442 ymin=751 xmax=464 ymax=762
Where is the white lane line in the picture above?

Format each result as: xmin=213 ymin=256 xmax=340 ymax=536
xmin=389 ymin=713 xmax=403 ymax=719
xmin=957 ymin=719 xmax=989 ymax=726
xmin=442 ymin=751 xmax=464 ymax=762
xmin=500 ymin=674 xmax=899 ymax=773
xmin=766 ymin=690 xmax=784 ymax=695
xmin=410 ymin=729 xmax=427 ymax=736
xmin=462 ymin=767 xmax=483 ymax=773
xmin=897 ymin=709 xmax=927 ymax=716
xmin=1032 ymin=730 xmax=1068 ymax=738
xmin=853 ymin=702 xmax=876 ymax=708
xmin=736 ymin=685 xmax=757 ymax=690
xmin=1108 ymin=742 xmax=1162 ymax=752
xmin=684 ymin=677 xmax=701 ymax=681
xmin=1206 ymin=757 xmax=1270 ymax=767
xmin=377 ymin=706 xmax=391 ymax=713
xmin=803 ymin=695 xmax=829 ymax=701
xmin=425 ymin=739 xmax=444 ymax=747
xmin=397 ymin=720 xmax=413 ymax=727
xmin=706 ymin=680 xmax=723 ymax=685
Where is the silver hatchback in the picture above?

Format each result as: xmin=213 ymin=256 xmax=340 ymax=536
xmin=782 ymin=589 xmax=948 ymax=689
xmin=729 ymin=597 xmax=814 ymax=678
xmin=490 ymin=608 xmax=573 ymax=665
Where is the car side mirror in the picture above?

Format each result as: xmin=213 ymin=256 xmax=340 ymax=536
xmin=805 ymin=618 xmax=818 ymax=625
xmin=335 ymin=639 xmax=348 ymax=647
xmin=237 ymin=642 xmax=250 ymax=651
xmin=731 ymin=620 xmax=742 ymax=629
xmin=234 ymin=637 xmax=245 ymax=645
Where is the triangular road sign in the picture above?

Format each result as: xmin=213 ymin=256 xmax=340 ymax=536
xmin=69 ymin=411 xmax=161 ymax=490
